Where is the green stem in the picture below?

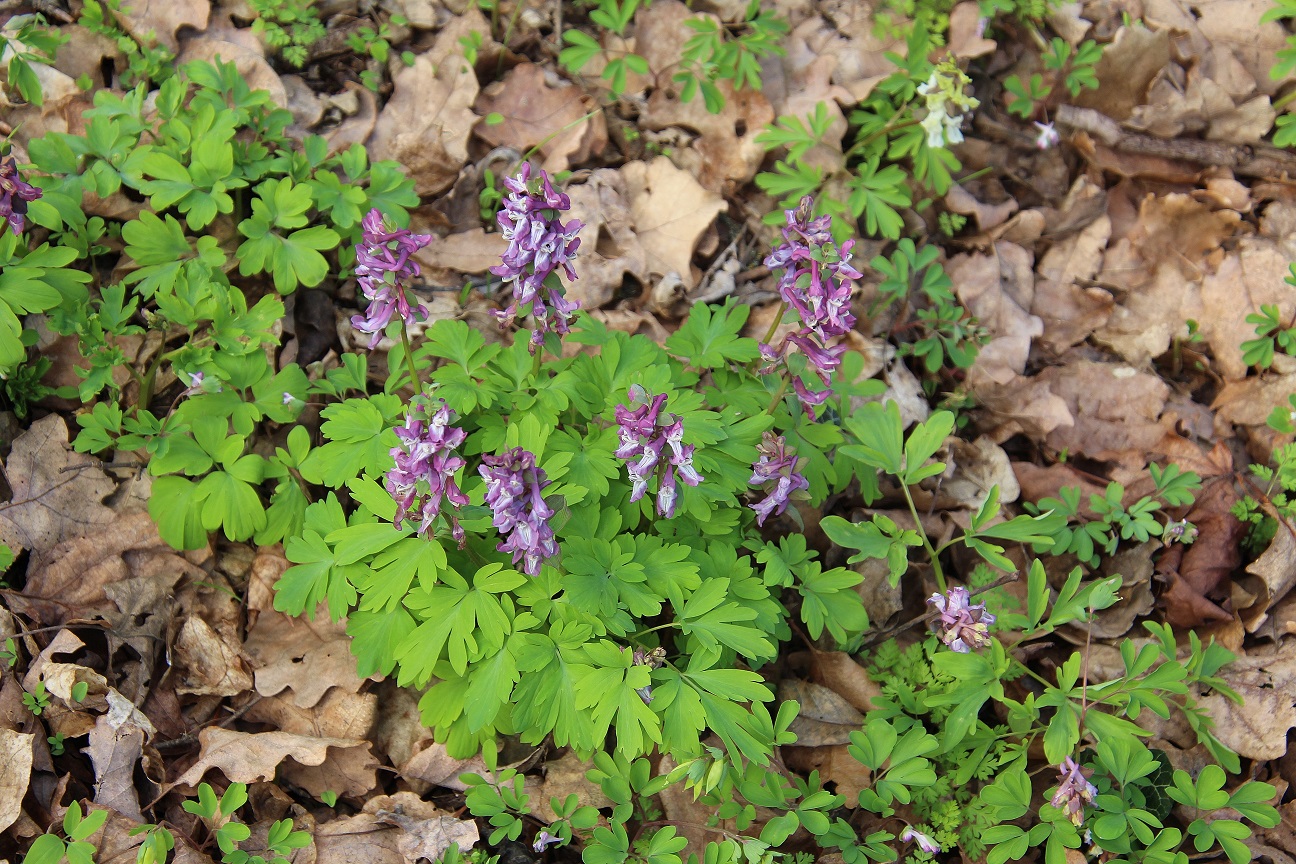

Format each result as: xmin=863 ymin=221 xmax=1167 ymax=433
xmin=762 ymin=300 xmax=788 ymax=345
xmin=399 ymin=320 xmax=421 ymax=392
xmin=900 ymin=481 xmax=946 ymax=592
xmin=765 ymin=376 xmax=791 ymax=416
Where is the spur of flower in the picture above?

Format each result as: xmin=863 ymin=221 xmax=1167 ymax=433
xmin=926 ymin=586 xmax=995 ymax=652
xmin=490 ymin=163 xmax=582 ymax=350
xmin=900 ymin=826 xmax=940 ymax=855
xmin=760 ymin=196 xmax=860 ymax=415
xmin=614 ymin=384 xmax=703 ymax=519
xmin=350 ymin=208 xmax=433 ymax=348
xmin=1051 ymin=756 xmax=1098 ymax=826
xmin=479 ymin=447 xmax=559 ymax=577
xmin=748 ymin=432 xmax=810 ymax=526
xmin=387 ymin=395 xmax=469 ymax=543
xmin=0 ymin=154 xmax=42 ymax=238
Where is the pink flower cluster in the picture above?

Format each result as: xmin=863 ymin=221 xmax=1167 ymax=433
xmin=479 ymin=447 xmax=559 ymax=577
xmin=614 ymin=385 xmax=703 ymax=519
xmin=926 ymin=586 xmax=995 ymax=652
xmin=387 ymin=396 xmax=468 ymax=543
xmin=748 ymin=432 xmax=810 ymax=526
xmin=1052 ymin=756 xmax=1098 ymax=826
xmin=490 ymin=164 xmax=582 ymax=349
xmin=350 ymin=209 xmax=433 ymax=348
xmin=760 ymin=196 xmax=861 ymax=416
xmin=0 ymin=155 xmax=41 ymax=238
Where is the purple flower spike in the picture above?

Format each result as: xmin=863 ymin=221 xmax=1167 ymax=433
xmin=1051 ymin=757 xmax=1097 ymax=826
xmin=350 ymin=208 xmax=433 ymax=349
xmin=0 ymin=155 xmax=42 ymax=238
xmin=479 ymin=447 xmax=559 ymax=577
xmin=490 ymin=163 xmax=583 ymax=349
xmin=614 ymin=385 xmax=702 ymax=519
xmin=760 ymin=196 xmax=859 ymax=417
xmin=387 ymin=396 xmax=469 ymax=543
xmin=900 ymin=827 xmax=940 ymax=855
xmin=748 ymin=432 xmax=810 ymax=526
xmin=926 ymin=586 xmax=996 ymax=652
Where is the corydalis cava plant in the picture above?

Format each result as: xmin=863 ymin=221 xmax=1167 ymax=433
xmin=761 ymin=196 xmax=860 ymax=416
xmin=387 ymin=395 xmax=469 ymax=543
xmin=0 ymin=154 xmax=41 ymax=238
xmin=491 ymin=163 xmax=582 ymax=349
xmin=479 ymin=447 xmax=559 ymax=577
xmin=615 ymin=384 xmax=703 ymax=519
xmin=351 ymin=208 xmax=433 ymax=348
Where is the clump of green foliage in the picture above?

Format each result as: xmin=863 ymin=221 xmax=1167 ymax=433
xmin=248 ymin=0 xmax=327 ymax=68
xmin=79 ymin=0 xmax=176 ymax=87
xmin=1 ymin=14 xmax=66 ymax=106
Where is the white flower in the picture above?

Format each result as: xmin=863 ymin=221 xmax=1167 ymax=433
xmin=1033 ymin=121 xmax=1060 ymax=149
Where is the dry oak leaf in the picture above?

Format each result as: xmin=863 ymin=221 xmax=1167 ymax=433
xmin=116 ymin=0 xmax=208 ymax=52
xmin=0 ymin=414 xmax=115 ymax=558
xmin=1030 ymin=214 xmax=1111 ymax=353
xmin=243 ymin=688 xmax=379 ymax=741
xmin=948 ymin=242 xmax=1042 ymax=387
xmin=243 ymin=603 xmax=371 ymax=709
xmin=1036 ymin=359 xmax=1170 ymax=463
xmin=1199 ymin=653 xmax=1296 ymax=760
xmin=0 ymin=729 xmax=34 ymax=833
xmin=621 ymin=158 xmax=727 ymax=290
xmin=1200 ymin=239 xmax=1295 ymax=381
xmin=563 ymin=169 xmax=649 ymax=314
xmin=370 ymin=54 xmax=477 ymax=197
xmin=474 ymin=63 xmax=606 ymax=175
xmin=369 ymin=793 xmax=480 ymax=864
xmin=173 ymin=616 xmax=253 ymax=697
xmin=174 ymin=727 xmax=378 ymax=797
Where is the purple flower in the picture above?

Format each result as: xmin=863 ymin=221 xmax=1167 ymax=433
xmin=748 ymin=432 xmax=810 ymax=526
xmin=926 ymin=586 xmax=996 ymax=652
xmin=1051 ymin=757 xmax=1097 ymax=826
xmin=614 ymin=385 xmax=702 ymax=518
xmin=760 ymin=196 xmax=859 ymax=416
xmin=350 ymin=208 xmax=433 ymax=349
xmin=478 ymin=447 xmax=559 ymax=576
xmin=533 ymin=831 xmax=562 ymax=853
xmin=0 ymin=155 xmax=41 ymax=238
xmin=1163 ymin=519 xmax=1198 ymax=545
xmin=490 ymin=164 xmax=582 ymax=349
xmin=900 ymin=827 xmax=940 ymax=855
xmin=387 ymin=396 xmax=469 ymax=543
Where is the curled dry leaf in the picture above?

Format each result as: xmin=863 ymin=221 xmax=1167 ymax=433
xmin=945 ymin=186 xmax=1018 ymax=232
xmin=1157 ymin=477 xmax=1243 ymax=627
xmin=0 ymin=415 xmax=116 ymax=559
xmin=474 ymin=64 xmax=606 ymax=175
xmin=1200 ymin=654 xmax=1296 ymax=760
xmin=174 ymin=727 xmax=378 ymax=797
xmin=1030 ymin=214 xmax=1113 ymax=353
xmin=779 ymin=678 xmax=865 ymax=746
xmin=939 ymin=436 xmax=1020 ymax=511
xmin=173 ymin=616 xmax=253 ymax=697
xmin=1237 ymin=506 xmax=1296 ymax=632
xmin=948 ymin=3 xmax=997 ymax=59
xmin=370 ymin=792 xmax=480 ymax=863
xmin=370 ymin=52 xmax=478 ymax=197
xmin=244 ymin=601 xmax=372 ymax=709
xmin=948 ymin=242 xmax=1042 ymax=387
xmin=621 ymin=158 xmax=728 ymax=290
xmin=563 ymin=170 xmax=649 ymax=313
xmin=1199 ymin=239 xmax=1295 ymax=381
xmin=0 ymin=729 xmax=34 ymax=833
xmin=87 ymin=712 xmax=147 ymax=820
xmin=808 ymin=651 xmax=881 ymax=713
xmin=1073 ymin=26 xmax=1171 ymax=120
xmin=117 ymin=0 xmax=209 ymax=52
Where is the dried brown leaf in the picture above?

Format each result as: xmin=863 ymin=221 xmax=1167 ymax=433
xmin=474 ymin=64 xmax=605 ymax=174
xmin=0 ymin=729 xmax=34 ymax=833
xmin=119 ymin=0 xmax=208 ymax=51
xmin=368 ymin=792 xmax=479 ymax=863
xmin=621 ymin=158 xmax=727 ymax=289
xmin=779 ymin=679 xmax=865 ymax=746
xmin=174 ymin=727 xmax=378 ymax=797
xmin=174 ymin=616 xmax=253 ymax=697
xmin=0 ymin=415 xmax=116 ymax=559
xmin=948 ymin=242 xmax=1042 ymax=387
xmin=86 ymin=712 xmax=146 ymax=820
xmin=1200 ymin=239 xmax=1294 ymax=380
xmin=1200 ymin=654 xmax=1296 ymax=760
xmin=244 ymin=602 xmax=370 ymax=709
xmin=948 ymin=3 xmax=996 ymax=58
xmin=371 ymin=50 xmax=478 ymax=197
xmin=564 ymin=170 xmax=649 ymax=313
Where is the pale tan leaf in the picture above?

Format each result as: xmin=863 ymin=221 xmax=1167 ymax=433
xmin=0 ymin=415 xmax=115 ymax=558
xmin=474 ymin=64 xmax=606 ymax=174
xmin=174 ymin=727 xmax=377 ymax=797
xmin=0 ymin=729 xmax=33 ymax=833
xmin=174 ymin=617 xmax=253 ymax=698
xmin=621 ymin=158 xmax=727 ymax=289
